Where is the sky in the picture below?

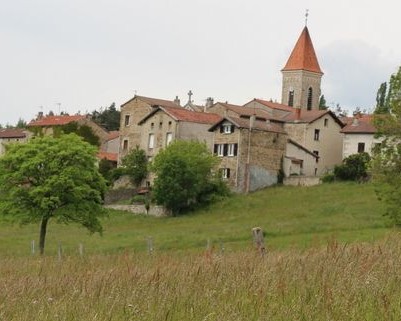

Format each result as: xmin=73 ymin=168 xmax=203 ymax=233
xmin=1 ymin=0 xmax=401 ymax=126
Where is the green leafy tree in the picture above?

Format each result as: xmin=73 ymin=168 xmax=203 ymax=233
xmin=151 ymin=140 xmax=226 ymax=215
xmin=333 ymin=152 xmax=371 ymax=181
xmin=372 ymin=66 xmax=401 ymax=225
xmin=61 ymin=122 xmax=100 ymax=146
xmin=0 ymin=134 xmax=107 ymax=254
xmin=98 ymin=158 xmax=116 ymax=184
xmin=91 ymin=103 xmax=120 ymax=131
xmin=374 ymin=82 xmax=389 ymax=114
xmin=15 ymin=118 xmax=27 ymax=128
xmin=121 ymin=146 xmax=148 ymax=187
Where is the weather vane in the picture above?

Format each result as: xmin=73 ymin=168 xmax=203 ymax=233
xmin=305 ymin=9 xmax=309 ymax=26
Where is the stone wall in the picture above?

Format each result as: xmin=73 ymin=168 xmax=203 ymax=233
xmin=283 ymin=176 xmax=321 ymax=186
xmin=105 ymin=204 xmax=170 ymax=217
xmin=104 ymin=186 xmax=136 ymax=204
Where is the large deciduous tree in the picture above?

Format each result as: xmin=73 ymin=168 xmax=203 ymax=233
xmin=151 ymin=140 xmax=227 ymax=215
xmin=0 ymin=134 xmax=107 ymax=254
xmin=372 ymin=66 xmax=401 ymax=225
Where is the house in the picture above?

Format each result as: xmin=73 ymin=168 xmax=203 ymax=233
xmin=98 ymin=130 xmax=120 ymax=166
xmin=119 ymin=95 xmax=181 ymax=161
xmin=0 ymin=128 xmax=31 ymax=156
xmin=284 ymin=139 xmax=319 ymax=177
xmin=340 ymin=114 xmax=382 ymax=159
xmin=282 ymin=109 xmax=344 ymax=175
xmin=137 ymin=106 xmax=222 ymax=163
xmin=209 ymin=116 xmax=287 ymax=193
xmin=27 ymin=113 xmax=110 ymax=145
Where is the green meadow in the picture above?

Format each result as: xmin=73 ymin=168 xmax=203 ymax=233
xmin=2 ymin=182 xmax=401 ymax=320
xmin=0 ymin=182 xmax=392 ymax=257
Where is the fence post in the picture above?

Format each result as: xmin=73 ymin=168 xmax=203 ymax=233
xmin=31 ymin=240 xmax=35 ymax=255
xmin=147 ymin=237 xmax=154 ymax=255
xmin=252 ymin=227 xmax=266 ymax=255
xmin=58 ymin=242 xmax=63 ymax=261
xmin=79 ymin=243 xmax=84 ymax=257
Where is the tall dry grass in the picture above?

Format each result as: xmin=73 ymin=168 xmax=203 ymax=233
xmin=1 ymin=235 xmax=401 ymax=320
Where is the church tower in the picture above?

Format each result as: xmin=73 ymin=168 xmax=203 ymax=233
xmin=281 ymin=26 xmax=323 ymax=110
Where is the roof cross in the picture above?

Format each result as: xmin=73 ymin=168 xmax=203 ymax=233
xmin=305 ymin=9 xmax=309 ymax=26
xmin=187 ymin=90 xmax=193 ymax=103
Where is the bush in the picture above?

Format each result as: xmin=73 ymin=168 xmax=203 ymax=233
xmin=333 ymin=152 xmax=371 ymax=181
xmin=321 ymin=173 xmax=335 ymax=183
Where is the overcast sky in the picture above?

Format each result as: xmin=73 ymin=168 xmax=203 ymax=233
xmin=1 ymin=0 xmax=400 ymax=126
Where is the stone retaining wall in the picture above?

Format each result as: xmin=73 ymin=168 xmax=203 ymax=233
xmin=283 ymin=176 xmax=321 ymax=187
xmin=105 ymin=204 xmax=170 ymax=217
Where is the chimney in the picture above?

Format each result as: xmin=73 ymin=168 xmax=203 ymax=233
xmin=174 ymin=96 xmax=181 ymax=107
xmin=352 ymin=117 xmax=359 ymax=126
xmin=205 ymin=97 xmax=214 ymax=108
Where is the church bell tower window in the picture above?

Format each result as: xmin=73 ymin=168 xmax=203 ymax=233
xmin=307 ymin=87 xmax=313 ymax=110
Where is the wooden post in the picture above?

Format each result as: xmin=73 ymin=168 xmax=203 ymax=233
xmin=58 ymin=242 xmax=63 ymax=261
xmin=252 ymin=227 xmax=266 ymax=255
xmin=31 ymin=240 xmax=35 ymax=255
xmin=147 ymin=237 xmax=153 ymax=255
xmin=78 ymin=243 xmax=84 ymax=257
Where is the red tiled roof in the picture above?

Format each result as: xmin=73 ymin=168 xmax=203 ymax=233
xmin=252 ymin=99 xmax=295 ymax=112
xmin=139 ymin=106 xmax=222 ymax=125
xmin=107 ymin=130 xmax=120 ymax=141
xmin=282 ymin=109 xmax=344 ymax=127
xmin=216 ymin=102 xmax=273 ymax=120
xmin=340 ymin=116 xmax=376 ymax=134
xmin=97 ymin=151 xmax=118 ymax=162
xmin=209 ymin=116 xmax=286 ymax=134
xmin=282 ymin=26 xmax=323 ymax=74
xmin=121 ymin=95 xmax=180 ymax=109
xmin=28 ymin=115 xmax=86 ymax=127
xmin=0 ymin=128 xmax=27 ymax=139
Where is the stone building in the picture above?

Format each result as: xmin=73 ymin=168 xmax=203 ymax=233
xmin=0 ymin=128 xmax=31 ymax=156
xmin=209 ymin=116 xmax=287 ymax=193
xmin=119 ymin=95 xmax=181 ymax=161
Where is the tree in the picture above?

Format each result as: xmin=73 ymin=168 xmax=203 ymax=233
xmin=61 ymin=122 xmax=100 ymax=147
xmin=121 ymin=146 xmax=148 ymax=187
xmin=371 ymin=66 xmax=401 ymax=225
xmin=374 ymin=82 xmax=389 ymax=114
xmin=319 ymin=95 xmax=327 ymax=110
xmin=15 ymin=118 xmax=27 ymax=128
xmin=333 ymin=152 xmax=371 ymax=181
xmin=0 ymin=134 xmax=107 ymax=254
xmin=91 ymin=103 xmax=120 ymax=131
xmin=151 ymin=140 xmax=227 ymax=214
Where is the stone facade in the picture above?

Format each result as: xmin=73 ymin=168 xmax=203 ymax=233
xmin=281 ymin=70 xmax=322 ymax=110
xmin=211 ymin=117 xmax=287 ymax=193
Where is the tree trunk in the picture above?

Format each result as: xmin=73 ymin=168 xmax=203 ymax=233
xmin=39 ymin=217 xmax=49 ymax=255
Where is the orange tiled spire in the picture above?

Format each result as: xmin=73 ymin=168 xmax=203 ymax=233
xmin=282 ymin=26 xmax=323 ymax=74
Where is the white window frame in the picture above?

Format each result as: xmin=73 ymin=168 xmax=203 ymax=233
xmin=148 ymin=133 xmax=155 ymax=149
xmin=222 ymin=168 xmax=230 ymax=179
xmin=223 ymin=125 xmax=232 ymax=134
xmin=166 ymin=132 xmax=173 ymax=146
xmin=227 ymin=143 xmax=235 ymax=156
xmin=217 ymin=144 xmax=224 ymax=156
xmin=124 ymin=114 xmax=130 ymax=126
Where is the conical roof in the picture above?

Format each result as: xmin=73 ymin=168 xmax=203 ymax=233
xmin=282 ymin=26 xmax=323 ymax=74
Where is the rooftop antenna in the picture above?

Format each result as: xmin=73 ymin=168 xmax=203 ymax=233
xmin=305 ymin=9 xmax=309 ymax=26
xmin=56 ymin=102 xmax=61 ymax=115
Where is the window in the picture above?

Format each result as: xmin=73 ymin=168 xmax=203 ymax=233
xmin=159 ymin=122 xmax=163 ymax=129
xmin=227 ymin=143 xmax=238 ymax=156
xmin=220 ymin=124 xmax=234 ymax=134
xmin=288 ymin=90 xmax=294 ymax=107
xmin=123 ymin=139 xmax=128 ymax=150
xmin=124 ymin=115 xmax=130 ymax=126
xmin=307 ymin=87 xmax=313 ymax=110
xmin=216 ymin=144 xmax=224 ymax=156
xmin=222 ymin=168 xmax=231 ymax=179
xmin=150 ymin=122 xmax=154 ymax=130
xmin=148 ymin=133 xmax=155 ymax=149
xmin=324 ymin=118 xmax=328 ymax=127
xmin=166 ymin=132 xmax=173 ymax=146
xmin=168 ymin=121 xmax=172 ymax=128
xmin=358 ymin=142 xmax=365 ymax=153
xmin=313 ymin=150 xmax=319 ymax=163
xmin=147 ymin=156 xmax=153 ymax=162
xmin=314 ymin=129 xmax=320 ymax=141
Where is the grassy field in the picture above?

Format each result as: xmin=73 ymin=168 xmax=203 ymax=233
xmin=2 ymin=237 xmax=401 ymax=320
xmin=1 ymin=182 xmax=401 ymax=320
xmin=0 ymin=182 xmax=393 ymax=257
